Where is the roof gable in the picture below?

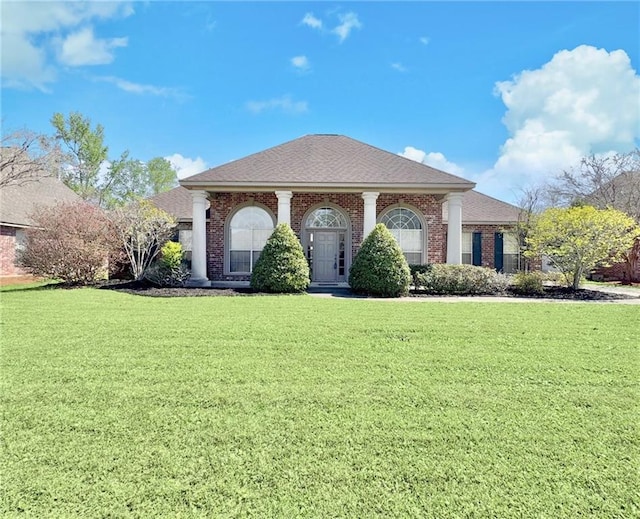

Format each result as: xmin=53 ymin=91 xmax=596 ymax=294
xmin=181 ymin=134 xmax=475 ymax=191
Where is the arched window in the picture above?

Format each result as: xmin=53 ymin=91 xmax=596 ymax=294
xmin=229 ymin=206 xmax=274 ymax=273
xmin=380 ymin=207 xmax=424 ymax=264
xmin=305 ymin=207 xmax=348 ymax=228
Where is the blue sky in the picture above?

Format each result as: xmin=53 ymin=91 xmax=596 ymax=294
xmin=2 ymin=1 xmax=639 ymax=203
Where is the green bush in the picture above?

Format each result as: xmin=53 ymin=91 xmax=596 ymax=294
xmin=409 ymin=264 xmax=432 ymax=287
xmin=414 ymin=264 xmax=509 ymax=295
xmin=349 ymin=224 xmax=411 ymax=297
xmin=159 ymin=241 xmax=183 ymax=270
xmin=512 ymin=271 xmax=545 ymax=295
xmin=250 ymin=223 xmax=310 ymax=293
xmin=143 ymin=241 xmax=190 ymax=287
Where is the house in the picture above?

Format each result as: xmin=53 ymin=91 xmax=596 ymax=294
xmin=0 ymin=175 xmax=82 ymax=277
xmin=151 ymin=134 xmax=521 ymax=285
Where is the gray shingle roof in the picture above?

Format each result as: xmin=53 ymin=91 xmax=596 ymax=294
xmin=443 ymin=190 xmax=520 ymax=224
xmin=150 ymin=185 xmax=199 ymax=221
xmin=181 ymin=134 xmax=475 ymax=191
xmin=0 ymin=176 xmax=82 ymax=228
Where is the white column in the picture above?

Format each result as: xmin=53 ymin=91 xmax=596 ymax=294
xmin=275 ymin=191 xmax=293 ymax=226
xmin=362 ymin=192 xmax=380 ymax=238
xmin=446 ymin=192 xmax=464 ymax=264
xmin=190 ymin=190 xmax=209 ymax=284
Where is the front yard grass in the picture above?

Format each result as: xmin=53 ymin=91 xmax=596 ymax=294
xmin=1 ymin=288 xmax=638 ymax=517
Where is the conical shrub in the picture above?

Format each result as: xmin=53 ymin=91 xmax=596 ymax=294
xmin=250 ymin=223 xmax=310 ymax=293
xmin=349 ymin=223 xmax=411 ymax=297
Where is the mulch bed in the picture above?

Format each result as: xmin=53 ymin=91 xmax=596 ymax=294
xmin=96 ymin=280 xmax=637 ymax=301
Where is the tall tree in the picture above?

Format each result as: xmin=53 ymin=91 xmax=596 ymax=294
xmin=146 ymin=157 xmax=178 ymax=195
xmin=0 ymin=127 xmax=61 ymax=188
xmin=51 ymin=112 xmax=108 ymax=203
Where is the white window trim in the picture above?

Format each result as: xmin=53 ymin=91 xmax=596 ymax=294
xmin=377 ymin=204 xmax=428 ymax=265
xmin=301 ymin=203 xmax=352 ymax=282
xmin=224 ymin=203 xmax=276 ymax=276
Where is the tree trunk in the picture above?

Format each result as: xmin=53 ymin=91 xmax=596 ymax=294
xmin=572 ymin=268 xmax=582 ymax=290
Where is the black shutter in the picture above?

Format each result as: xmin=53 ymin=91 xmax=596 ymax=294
xmin=472 ymin=232 xmax=482 ymax=266
xmin=494 ymin=232 xmax=504 ymax=272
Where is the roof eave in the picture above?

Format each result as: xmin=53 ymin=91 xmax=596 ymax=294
xmin=178 ymin=181 xmax=476 ymax=193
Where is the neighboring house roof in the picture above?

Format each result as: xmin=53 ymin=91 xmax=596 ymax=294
xmin=180 ymin=134 xmax=476 ymax=193
xmin=443 ymin=190 xmax=520 ymax=224
xmin=0 ymin=176 xmax=82 ymax=228
xmin=150 ymin=185 xmax=200 ymax=221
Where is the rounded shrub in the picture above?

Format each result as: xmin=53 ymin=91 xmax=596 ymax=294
xmin=250 ymin=223 xmax=310 ymax=293
xmin=512 ymin=270 xmax=545 ymax=295
xmin=349 ymin=223 xmax=411 ymax=297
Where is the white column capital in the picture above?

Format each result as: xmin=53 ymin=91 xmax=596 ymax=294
xmin=275 ymin=190 xmax=293 ymax=201
xmin=362 ymin=191 xmax=380 ymax=203
xmin=275 ymin=191 xmax=293 ymax=226
xmin=446 ymin=192 xmax=464 ymax=205
xmin=191 ymin=190 xmax=209 ymax=202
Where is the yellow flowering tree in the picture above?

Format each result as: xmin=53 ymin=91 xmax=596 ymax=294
xmin=526 ymin=205 xmax=640 ymax=289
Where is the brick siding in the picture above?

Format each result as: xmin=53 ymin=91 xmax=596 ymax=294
xmin=0 ymin=226 xmax=25 ymax=277
xmin=206 ymin=192 xmax=454 ymax=281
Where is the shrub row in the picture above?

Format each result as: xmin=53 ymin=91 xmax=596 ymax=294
xmin=414 ymin=264 xmax=509 ymax=295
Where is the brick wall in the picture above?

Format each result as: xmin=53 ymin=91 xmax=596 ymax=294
xmin=0 ymin=226 xmax=24 ymax=277
xmin=206 ymin=192 xmax=446 ymax=281
xmin=459 ymin=224 xmax=503 ymax=269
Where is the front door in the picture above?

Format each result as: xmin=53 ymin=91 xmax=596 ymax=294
xmin=314 ymin=231 xmax=338 ymax=282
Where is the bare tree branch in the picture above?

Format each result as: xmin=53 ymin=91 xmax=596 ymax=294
xmin=0 ymin=127 xmax=61 ymax=188
xmin=550 ymin=149 xmax=640 ymax=221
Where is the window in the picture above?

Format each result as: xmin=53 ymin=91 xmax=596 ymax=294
xmin=178 ymin=230 xmax=192 ymax=252
xmin=305 ymin=207 xmax=347 ymax=228
xmin=380 ymin=207 xmax=424 ymax=264
xmin=229 ymin=206 xmax=274 ymax=273
xmin=462 ymin=232 xmax=473 ymax=265
xmin=503 ymin=233 xmax=520 ymax=274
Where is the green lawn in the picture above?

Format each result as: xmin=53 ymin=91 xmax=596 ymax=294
xmin=1 ymin=288 xmax=638 ymax=517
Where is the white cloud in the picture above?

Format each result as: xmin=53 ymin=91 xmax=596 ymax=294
xmin=301 ymin=13 xmax=322 ymax=30
xmin=291 ymin=55 xmax=310 ymax=71
xmin=94 ymin=76 xmax=187 ymax=100
xmin=420 ymin=36 xmax=430 ymax=45
xmin=1 ymin=1 xmax=132 ymax=90
xmin=245 ymin=95 xmax=309 ymax=115
xmin=391 ymin=62 xmax=407 ymax=73
xmin=332 ymin=12 xmax=362 ymax=43
xmin=400 ymin=147 xmax=465 ymax=176
xmin=56 ymin=27 xmax=127 ymax=66
xmin=165 ymin=154 xmax=208 ymax=180
xmin=301 ymin=11 xmax=362 ymax=43
xmin=476 ymin=45 xmax=640 ymax=200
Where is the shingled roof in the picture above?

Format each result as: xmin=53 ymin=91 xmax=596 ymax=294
xmin=150 ymin=185 xmax=200 ymax=221
xmin=0 ymin=176 xmax=82 ymax=228
xmin=181 ymin=134 xmax=475 ymax=192
xmin=443 ymin=190 xmax=520 ymax=224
